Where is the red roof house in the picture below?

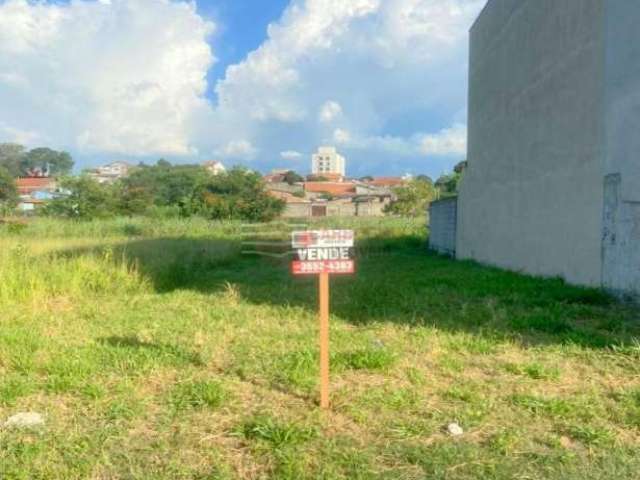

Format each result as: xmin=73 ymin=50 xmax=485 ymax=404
xmin=368 ymin=177 xmax=405 ymax=187
xmin=303 ymin=182 xmax=356 ymax=196
xmin=15 ymin=177 xmax=57 ymax=196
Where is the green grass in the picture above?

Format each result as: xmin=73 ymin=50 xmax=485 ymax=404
xmin=170 ymin=380 xmax=227 ymax=411
xmin=0 ymin=216 xmax=639 ymax=479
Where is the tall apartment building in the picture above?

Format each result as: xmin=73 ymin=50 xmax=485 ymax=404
xmin=311 ymin=146 xmax=346 ymax=177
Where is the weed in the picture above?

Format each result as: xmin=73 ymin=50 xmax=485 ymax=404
xmin=504 ymin=362 xmax=560 ymax=380
xmin=334 ymin=347 xmax=397 ymax=371
xmin=510 ymin=394 xmax=573 ymax=418
xmin=564 ymin=425 xmax=616 ymax=446
xmin=240 ymin=415 xmax=316 ymax=448
xmin=170 ymin=380 xmax=226 ymax=411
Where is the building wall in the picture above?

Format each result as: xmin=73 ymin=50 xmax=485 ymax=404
xmin=458 ymin=0 xmax=606 ymax=287
xmin=355 ymin=199 xmax=389 ymax=217
xmin=327 ymin=201 xmax=356 ymax=217
xmin=429 ymin=198 xmax=458 ymax=256
xmin=281 ymin=199 xmax=387 ymax=218
xmin=311 ymin=146 xmax=346 ymax=176
xmin=601 ymin=0 xmax=640 ymax=295
xmin=282 ymin=203 xmax=311 ymax=218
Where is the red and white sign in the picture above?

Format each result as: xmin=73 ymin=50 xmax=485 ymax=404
xmin=291 ymin=230 xmax=354 ymax=249
xmin=292 ymin=260 xmax=355 ymax=275
xmin=291 ymin=230 xmax=355 ymax=276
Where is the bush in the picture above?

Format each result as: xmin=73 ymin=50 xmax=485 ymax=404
xmin=43 ymin=176 xmax=116 ymax=220
xmin=188 ymin=167 xmax=285 ymax=222
xmin=0 ymin=166 xmax=18 ymax=213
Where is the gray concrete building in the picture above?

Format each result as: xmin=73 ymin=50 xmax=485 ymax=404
xmin=457 ymin=0 xmax=639 ymax=297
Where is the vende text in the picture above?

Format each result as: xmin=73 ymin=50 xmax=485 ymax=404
xmin=297 ymin=247 xmax=351 ymax=261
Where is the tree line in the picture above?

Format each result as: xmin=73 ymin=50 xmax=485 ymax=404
xmin=0 ymin=143 xmax=284 ymax=221
xmin=48 ymin=163 xmax=284 ymax=221
xmin=0 ymin=141 xmax=466 ymax=221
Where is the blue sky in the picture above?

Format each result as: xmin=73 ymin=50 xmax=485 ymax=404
xmin=197 ymin=0 xmax=291 ymax=92
xmin=0 ymin=0 xmax=485 ymax=178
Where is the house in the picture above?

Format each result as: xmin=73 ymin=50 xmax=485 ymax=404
xmin=352 ymin=194 xmax=392 ymax=217
xmin=15 ymin=177 xmax=59 ymax=213
xmin=266 ymin=181 xmax=304 ymax=196
xmin=203 ymin=160 xmax=226 ymax=176
xmin=366 ymin=177 xmax=405 ymax=188
xmin=15 ymin=177 xmax=57 ymax=196
xmin=87 ymin=161 xmax=131 ymax=184
xmin=264 ymin=169 xmax=295 ymax=183
xmin=269 ymin=178 xmax=391 ymax=218
xmin=303 ymin=182 xmax=356 ymax=198
xmin=452 ymin=0 xmax=640 ymax=297
xmin=269 ymin=190 xmax=312 ymax=218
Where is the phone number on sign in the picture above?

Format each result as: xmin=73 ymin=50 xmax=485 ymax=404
xmin=292 ymin=260 xmax=355 ymax=275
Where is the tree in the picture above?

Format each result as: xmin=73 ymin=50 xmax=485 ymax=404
xmin=415 ymin=174 xmax=433 ymax=184
xmin=119 ymin=163 xmax=210 ymax=211
xmin=435 ymin=160 xmax=467 ymax=197
xmin=0 ymin=166 xmax=18 ymax=214
xmin=453 ymin=160 xmax=468 ymax=174
xmin=434 ymin=174 xmax=458 ymax=196
xmin=112 ymin=181 xmax=154 ymax=216
xmin=359 ymin=175 xmax=374 ymax=182
xmin=23 ymin=147 xmax=74 ymax=176
xmin=43 ymin=176 xmax=115 ymax=220
xmin=384 ymin=177 xmax=437 ymax=217
xmin=189 ymin=167 xmax=285 ymax=222
xmin=306 ymin=174 xmax=329 ymax=182
xmin=283 ymin=170 xmax=304 ymax=185
xmin=0 ymin=143 xmax=26 ymax=177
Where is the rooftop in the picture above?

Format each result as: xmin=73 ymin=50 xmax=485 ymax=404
xmin=304 ymin=182 xmax=356 ymax=196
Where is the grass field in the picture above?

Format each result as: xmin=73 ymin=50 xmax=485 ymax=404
xmin=1 ymin=216 xmax=639 ymax=479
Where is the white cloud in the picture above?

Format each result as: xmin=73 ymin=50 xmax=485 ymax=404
xmin=212 ymin=0 xmax=482 ymax=174
xmin=0 ymin=0 xmax=214 ymax=156
xmin=329 ymin=123 xmax=467 ymax=157
xmin=319 ymin=101 xmax=343 ymax=123
xmin=0 ymin=0 xmax=481 ymax=175
xmin=0 ymin=123 xmax=42 ymax=145
xmin=333 ymin=128 xmax=351 ymax=144
xmin=418 ymin=123 xmax=467 ymax=156
xmin=280 ymin=150 xmax=303 ymax=160
xmin=216 ymin=140 xmax=257 ymax=160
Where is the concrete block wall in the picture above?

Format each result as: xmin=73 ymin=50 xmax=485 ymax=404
xmin=458 ymin=0 xmax=640 ymax=296
xmin=429 ymin=198 xmax=458 ymax=256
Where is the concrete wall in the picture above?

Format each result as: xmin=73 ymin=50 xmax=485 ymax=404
xmin=326 ymin=202 xmax=356 ymax=217
xmin=429 ymin=198 xmax=458 ymax=256
xmin=458 ymin=0 xmax=606 ymax=287
xmin=282 ymin=203 xmax=311 ymax=218
xmin=605 ymin=0 xmax=640 ymax=203
xmin=602 ymin=0 xmax=640 ymax=296
xmin=602 ymin=174 xmax=640 ymax=298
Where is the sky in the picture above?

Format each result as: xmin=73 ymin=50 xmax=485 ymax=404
xmin=0 ymin=0 xmax=486 ymax=178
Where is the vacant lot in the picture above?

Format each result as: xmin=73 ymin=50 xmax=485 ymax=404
xmin=1 ymin=217 xmax=639 ymax=479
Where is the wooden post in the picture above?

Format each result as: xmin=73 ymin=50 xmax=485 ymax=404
xmin=319 ymin=271 xmax=330 ymax=409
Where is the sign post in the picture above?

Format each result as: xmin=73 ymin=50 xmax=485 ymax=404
xmin=291 ymin=230 xmax=355 ymax=409
xmin=318 ymin=271 xmax=330 ymax=409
